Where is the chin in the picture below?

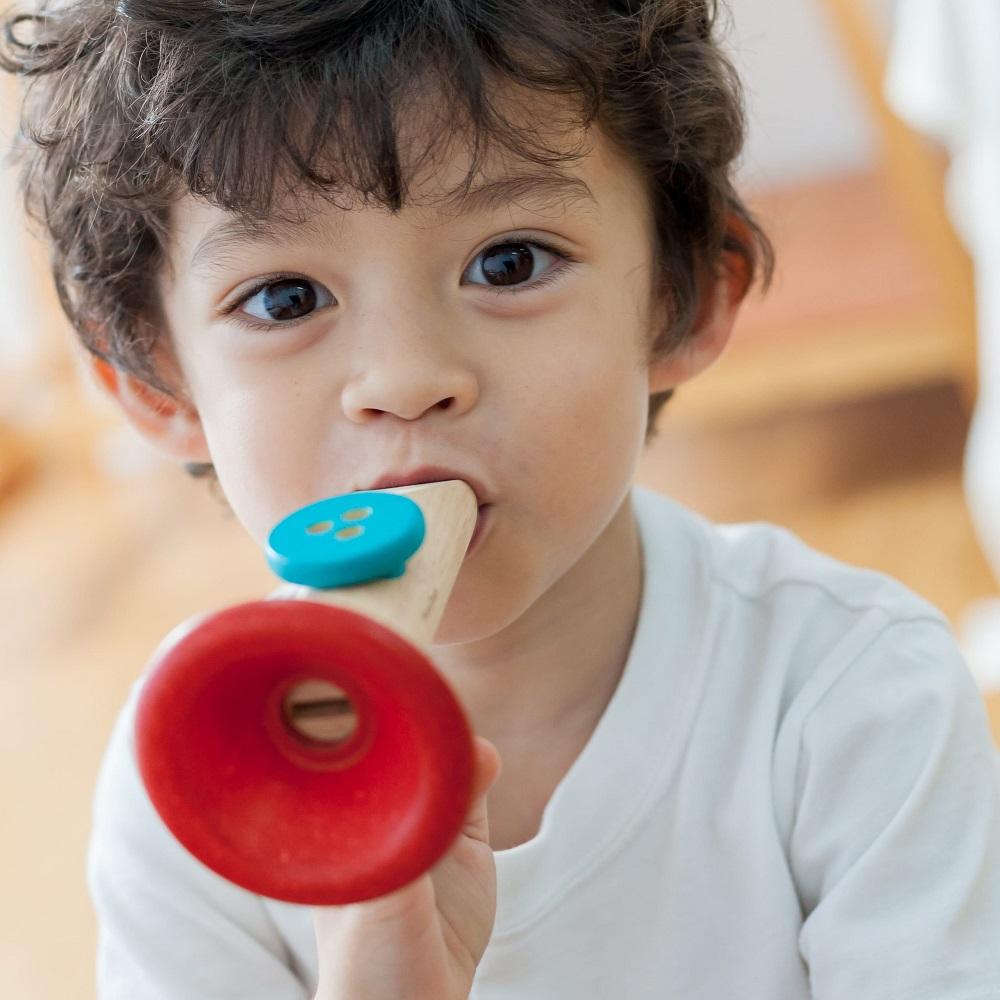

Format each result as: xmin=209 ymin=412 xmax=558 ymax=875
xmin=431 ymin=578 xmax=530 ymax=647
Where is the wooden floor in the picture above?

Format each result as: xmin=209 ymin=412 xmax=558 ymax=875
xmin=2 ymin=374 xmax=999 ymax=999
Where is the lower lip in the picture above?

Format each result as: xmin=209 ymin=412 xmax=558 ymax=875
xmin=466 ymin=504 xmax=493 ymax=556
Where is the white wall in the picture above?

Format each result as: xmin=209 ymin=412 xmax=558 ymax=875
xmin=723 ymin=0 xmax=894 ymax=190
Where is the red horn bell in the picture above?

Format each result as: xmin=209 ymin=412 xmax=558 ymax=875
xmin=133 ymin=481 xmax=479 ymax=905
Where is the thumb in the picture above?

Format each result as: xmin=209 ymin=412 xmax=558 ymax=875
xmin=461 ymin=736 xmax=502 ymax=844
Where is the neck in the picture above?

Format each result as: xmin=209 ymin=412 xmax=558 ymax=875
xmin=429 ymin=492 xmax=644 ymax=748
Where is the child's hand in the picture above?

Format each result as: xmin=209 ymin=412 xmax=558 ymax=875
xmin=311 ymin=737 xmax=503 ymax=1000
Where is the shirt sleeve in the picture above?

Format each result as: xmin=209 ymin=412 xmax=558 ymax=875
xmin=87 ymin=679 xmax=312 ymax=1000
xmin=788 ymin=616 xmax=1000 ymax=999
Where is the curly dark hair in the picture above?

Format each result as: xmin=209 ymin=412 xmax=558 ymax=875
xmin=0 ymin=0 xmax=771 ymax=463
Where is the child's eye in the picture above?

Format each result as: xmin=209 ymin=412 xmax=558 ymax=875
xmin=463 ymin=237 xmax=576 ymax=296
xmin=233 ymin=277 xmax=334 ymax=329
xmin=225 ymin=236 xmax=575 ymax=332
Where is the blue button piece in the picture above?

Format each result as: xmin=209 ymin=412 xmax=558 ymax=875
xmin=266 ymin=492 xmax=426 ymax=589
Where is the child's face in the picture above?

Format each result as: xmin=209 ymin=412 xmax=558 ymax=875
xmin=154 ymin=118 xmax=673 ymax=643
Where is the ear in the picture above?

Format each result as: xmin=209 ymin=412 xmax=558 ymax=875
xmin=647 ymin=218 xmax=753 ymax=394
xmin=87 ymin=355 xmax=212 ymax=464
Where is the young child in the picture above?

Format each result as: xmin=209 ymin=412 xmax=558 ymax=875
xmin=4 ymin=1 xmax=1000 ymax=997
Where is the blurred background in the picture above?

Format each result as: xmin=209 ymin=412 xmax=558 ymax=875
xmin=2 ymin=0 xmax=999 ymax=996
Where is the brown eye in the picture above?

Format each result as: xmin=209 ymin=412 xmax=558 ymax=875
xmin=479 ymin=243 xmax=536 ymax=286
xmin=464 ymin=237 xmax=574 ymax=295
xmin=237 ymin=277 xmax=334 ymax=327
xmin=252 ymin=279 xmax=315 ymax=320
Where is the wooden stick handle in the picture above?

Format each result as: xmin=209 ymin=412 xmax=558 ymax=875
xmin=294 ymin=479 xmax=478 ymax=649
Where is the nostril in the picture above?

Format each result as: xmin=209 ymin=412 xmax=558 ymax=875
xmin=437 ymin=398 xmax=454 ymax=410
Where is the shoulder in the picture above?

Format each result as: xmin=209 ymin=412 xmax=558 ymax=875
xmin=633 ymin=483 xmax=946 ymax=627
xmin=631 ymin=485 xmax=966 ymax=731
xmin=633 ymin=484 xmax=951 ymax=661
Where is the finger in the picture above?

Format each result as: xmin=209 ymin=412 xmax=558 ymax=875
xmin=461 ymin=736 xmax=502 ymax=843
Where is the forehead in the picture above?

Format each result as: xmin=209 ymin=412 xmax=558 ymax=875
xmin=165 ymin=85 xmax=643 ymax=278
xmin=185 ymin=172 xmax=604 ymax=281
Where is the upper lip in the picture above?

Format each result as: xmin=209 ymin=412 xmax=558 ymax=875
xmin=358 ymin=465 xmax=493 ymax=506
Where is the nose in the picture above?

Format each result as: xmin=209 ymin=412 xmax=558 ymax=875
xmin=341 ymin=336 xmax=480 ymax=423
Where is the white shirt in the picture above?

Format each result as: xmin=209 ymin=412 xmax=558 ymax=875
xmin=88 ymin=485 xmax=1000 ymax=998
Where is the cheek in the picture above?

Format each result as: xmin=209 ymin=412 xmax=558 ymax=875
xmin=553 ymin=319 xmax=647 ymax=428
xmin=505 ymin=328 xmax=648 ymax=502
xmin=194 ymin=384 xmax=324 ymax=542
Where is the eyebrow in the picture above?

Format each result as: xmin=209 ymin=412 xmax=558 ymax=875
xmin=189 ymin=171 xmax=598 ymax=280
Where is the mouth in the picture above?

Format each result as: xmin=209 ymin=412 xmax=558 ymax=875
xmin=357 ymin=464 xmax=495 ymax=557
xmin=361 ymin=465 xmax=492 ymax=508
xmin=467 ymin=502 xmax=493 ymax=556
